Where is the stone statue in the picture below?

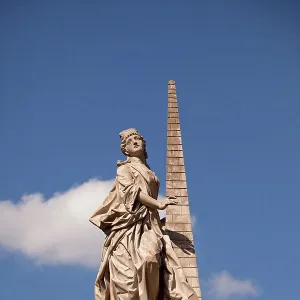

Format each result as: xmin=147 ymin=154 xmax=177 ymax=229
xmin=89 ymin=128 xmax=198 ymax=300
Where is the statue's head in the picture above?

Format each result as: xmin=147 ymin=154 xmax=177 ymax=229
xmin=120 ymin=128 xmax=148 ymax=160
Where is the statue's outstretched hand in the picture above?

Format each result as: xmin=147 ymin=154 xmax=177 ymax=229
xmin=158 ymin=196 xmax=178 ymax=210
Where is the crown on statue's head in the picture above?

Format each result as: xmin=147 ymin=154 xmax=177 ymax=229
xmin=119 ymin=128 xmax=141 ymax=143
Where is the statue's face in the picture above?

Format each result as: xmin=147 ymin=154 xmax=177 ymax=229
xmin=125 ymin=134 xmax=144 ymax=157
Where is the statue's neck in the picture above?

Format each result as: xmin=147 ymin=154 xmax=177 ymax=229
xmin=129 ymin=156 xmax=146 ymax=165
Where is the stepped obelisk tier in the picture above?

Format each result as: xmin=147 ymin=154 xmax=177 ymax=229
xmin=165 ymin=80 xmax=202 ymax=299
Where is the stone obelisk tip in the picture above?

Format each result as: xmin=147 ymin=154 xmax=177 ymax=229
xmin=166 ymin=80 xmax=202 ymax=299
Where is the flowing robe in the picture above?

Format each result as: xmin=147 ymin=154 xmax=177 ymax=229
xmin=89 ymin=159 xmax=197 ymax=300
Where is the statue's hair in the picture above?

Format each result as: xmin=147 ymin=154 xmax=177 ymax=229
xmin=120 ymin=133 xmax=148 ymax=160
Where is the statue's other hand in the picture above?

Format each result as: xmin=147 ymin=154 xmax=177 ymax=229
xmin=167 ymin=196 xmax=178 ymax=205
xmin=158 ymin=196 xmax=178 ymax=210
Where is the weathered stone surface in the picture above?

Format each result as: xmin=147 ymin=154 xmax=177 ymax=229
xmin=166 ymin=172 xmax=186 ymax=181
xmin=168 ymin=188 xmax=188 ymax=197
xmin=181 ymin=205 xmax=190 ymax=214
xmin=168 ymin=94 xmax=177 ymax=98
xmin=194 ymin=287 xmax=201 ymax=297
xmin=180 ymin=258 xmax=198 ymax=268
xmin=165 ymin=214 xmax=173 ymax=223
xmin=167 ymin=124 xmax=181 ymax=130
xmin=176 ymin=198 xmax=190 ymax=205
xmin=173 ymin=247 xmax=196 ymax=258
xmin=171 ymin=240 xmax=195 ymax=250
xmin=189 ymin=278 xmax=200 ymax=288
xmin=166 ymin=205 xmax=182 ymax=214
xmin=167 ymin=136 xmax=182 ymax=145
xmin=166 ymin=165 xmax=185 ymax=172
xmin=166 ymin=231 xmax=194 ymax=241
xmin=166 ymin=80 xmax=201 ymax=299
xmin=183 ymin=232 xmax=194 ymax=240
xmin=166 ymin=181 xmax=187 ymax=189
xmin=166 ymin=188 xmax=189 ymax=197
xmin=168 ymin=107 xmax=178 ymax=113
xmin=167 ymin=157 xmax=185 ymax=165
xmin=168 ymin=102 xmax=178 ymax=108
xmin=188 ymin=258 xmax=197 ymax=267
xmin=183 ymin=268 xmax=198 ymax=278
xmin=167 ymin=130 xmax=181 ymax=137
xmin=169 ymin=123 xmax=180 ymax=130
xmin=168 ymin=118 xmax=180 ymax=124
xmin=167 ymin=150 xmax=184 ymax=158
xmin=180 ymin=258 xmax=190 ymax=267
xmin=168 ymin=89 xmax=176 ymax=94
xmin=167 ymin=144 xmax=182 ymax=150
xmin=167 ymin=223 xmax=192 ymax=232
xmin=173 ymin=214 xmax=191 ymax=223
xmin=168 ymin=112 xmax=179 ymax=118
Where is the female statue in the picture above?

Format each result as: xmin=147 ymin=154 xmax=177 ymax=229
xmin=89 ymin=128 xmax=197 ymax=300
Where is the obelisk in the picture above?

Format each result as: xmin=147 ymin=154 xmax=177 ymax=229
xmin=165 ymin=80 xmax=202 ymax=299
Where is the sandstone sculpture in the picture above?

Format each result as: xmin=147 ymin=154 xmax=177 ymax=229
xmin=90 ymin=128 xmax=198 ymax=300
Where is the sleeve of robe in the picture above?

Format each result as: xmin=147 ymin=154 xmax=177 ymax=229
xmin=117 ymin=164 xmax=141 ymax=213
xmin=89 ymin=164 xmax=146 ymax=235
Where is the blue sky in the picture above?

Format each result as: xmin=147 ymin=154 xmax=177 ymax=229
xmin=1 ymin=1 xmax=299 ymax=299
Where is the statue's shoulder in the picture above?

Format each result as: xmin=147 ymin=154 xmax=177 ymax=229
xmin=116 ymin=160 xmax=131 ymax=173
xmin=116 ymin=159 xmax=129 ymax=167
xmin=116 ymin=160 xmax=135 ymax=182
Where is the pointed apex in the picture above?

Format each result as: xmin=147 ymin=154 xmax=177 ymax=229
xmin=168 ymin=80 xmax=176 ymax=85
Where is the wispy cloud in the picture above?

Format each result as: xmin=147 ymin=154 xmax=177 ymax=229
xmin=207 ymin=270 xmax=259 ymax=299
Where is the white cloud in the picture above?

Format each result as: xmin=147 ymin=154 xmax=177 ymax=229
xmin=207 ymin=270 xmax=259 ymax=299
xmin=0 ymin=179 xmax=168 ymax=269
xmin=0 ymin=179 xmax=114 ymax=268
